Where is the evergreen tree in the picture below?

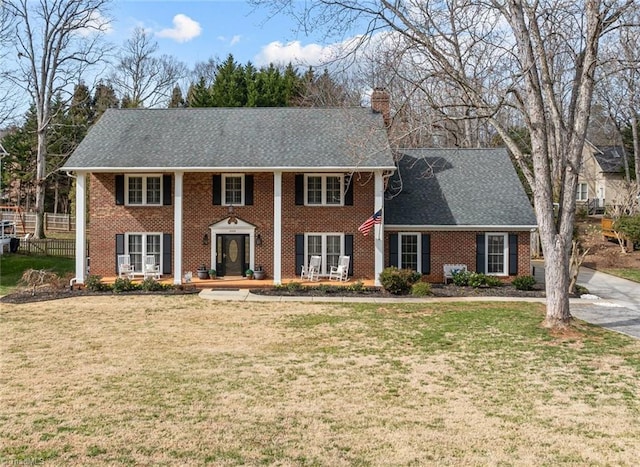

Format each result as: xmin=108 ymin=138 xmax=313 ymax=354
xmin=186 ymin=77 xmax=213 ymax=107
xmin=93 ymin=82 xmax=119 ymax=119
xmin=168 ymin=85 xmax=186 ymax=108
xmin=210 ymin=54 xmax=246 ymax=107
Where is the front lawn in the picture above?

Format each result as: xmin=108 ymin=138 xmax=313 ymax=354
xmin=0 ymin=254 xmax=74 ymax=295
xmin=1 ymin=297 xmax=639 ymax=465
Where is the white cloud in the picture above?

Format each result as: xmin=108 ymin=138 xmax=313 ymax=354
xmin=230 ymin=35 xmax=241 ymax=46
xmin=77 ymin=11 xmax=112 ymax=37
xmin=254 ymin=40 xmax=336 ymax=67
xmin=156 ymin=14 xmax=201 ymax=43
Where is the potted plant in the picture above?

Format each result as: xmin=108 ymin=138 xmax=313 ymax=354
xmin=197 ymin=264 xmax=209 ymax=280
xmin=253 ymin=265 xmax=265 ymax=280
xmin=209 ymin=269 xmax=217 ymax=279
xmin=245 ymin=268 xmax=254 ymax=279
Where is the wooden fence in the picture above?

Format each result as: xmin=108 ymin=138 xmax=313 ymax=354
xmin=18 ymin=238 xmax=76 ymax=258
xmin=0 ymin=212 xmax=75 ymax=233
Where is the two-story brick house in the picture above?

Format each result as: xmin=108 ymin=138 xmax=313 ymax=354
xmin=63 ymin=102 xmax=537 ymax=286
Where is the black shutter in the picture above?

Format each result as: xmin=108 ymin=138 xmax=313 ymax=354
xmin=345 ymin=234 xmax=354 ymax=276
xmin=245 ymin=175 xmax=254 ymax=205
xmin=295 ymin=234 xmax=304 ymax=277
xmin=344 ymin=175 xmax=353 ymax=206
xmin=509 ymin=233 xmax=518 ymax=276
xmin=115 ymin=234 xmax=125 ymax=274
xmin=115 ymin=175 xmax=125 ymax=205
xmin=295 ymin=174 xmax=304 ymax=205
xmin=162 ymin=174 xmax=172 ymax=206
xmin=421 ymin=234 xmax=431 ymax=275
xmin=212 ymin=175 xmax=222 ymax=205
xmin=476 ymin=234 xmax=486 ymax=273
xmin=389 ymin=233 xmax=398 ymax=267
xmin=162 ymin=234 xmax=172 ymax=275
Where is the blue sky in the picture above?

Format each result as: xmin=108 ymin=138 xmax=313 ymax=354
xmin=111 ymin=0 xmax=336 ymax=69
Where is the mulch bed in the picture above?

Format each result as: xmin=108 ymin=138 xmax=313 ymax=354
xmin=1 ymin=283 xmax=548 ymax=305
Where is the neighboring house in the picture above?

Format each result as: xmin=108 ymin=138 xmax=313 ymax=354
xmin=578 ymin=143 xmax=630 ymax=213
xmin=62 ymin=102 xmax=537 ymax=285
xmin=385 ymin=149 xmax=537 ymax=283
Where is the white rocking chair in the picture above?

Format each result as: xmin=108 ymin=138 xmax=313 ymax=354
xmin=301 ymin=255 xmax=322 ymax=281
xmin=329 ymin=255 xmax=350 ymax=281
xmin=144 ymin=255 xmax=161 ymax=280
xmin=118 ymin=254 xmax=134 ymax=279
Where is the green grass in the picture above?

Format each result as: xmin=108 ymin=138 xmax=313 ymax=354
xmin=0 ymin=254 xmax=74 ymax=294
xmin=603 ymin=268 xmax=640 ymax=283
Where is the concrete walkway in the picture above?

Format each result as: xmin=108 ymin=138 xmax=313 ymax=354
xmin=200 ymin=263 xmax=640 ymax=339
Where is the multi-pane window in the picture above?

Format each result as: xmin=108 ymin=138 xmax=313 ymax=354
xmin=127 ymin=233 xmax=162 ymax=272
xmin=305 ymin=175 xmax=343 ymax=205
xmin=400 ymin=234 xmax=419 ymax=271
xmin=486 ymin=233 xmax=507 ymax=275
xmin=576 ymin=182 xmax=588 ymax=201
xmin=224 ymin=175 xmax=243 ymax=205
xmin=305 ymin=233 xmax=344 ymax=275
xmin=126 ymin=175 xmax=161 ymax=205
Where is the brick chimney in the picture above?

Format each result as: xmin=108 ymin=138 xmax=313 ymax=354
xmin=371 ymin=88 xmax=390 ymax=127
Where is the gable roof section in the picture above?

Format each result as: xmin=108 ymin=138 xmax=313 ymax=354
xmin=385 ymin=148 xmax=537 ymax=228
xmin=62 ymin=107 xmax=395 ymax=171
xmin=594 ymin=146 xmax=627 ymax=173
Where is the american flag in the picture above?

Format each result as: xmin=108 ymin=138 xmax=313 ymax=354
xmin=358 ymin=209 xmax=382 ymax=236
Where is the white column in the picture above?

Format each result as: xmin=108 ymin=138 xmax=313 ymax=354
xmin=273 ymin=171 xmax=282 ymax=284
xmin=173 ymin=171 xmax=183 ymax=284
xmin=374 ymin=170 xmax=384 ymax=286
xmin=74 ymin=172 xmax=87 ymax=284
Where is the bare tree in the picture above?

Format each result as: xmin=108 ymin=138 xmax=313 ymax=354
xmin=254 ymin=0 xmax=635 ymax=328
xmin=0 ymin=4 xmax=20 ymax=125
xmin=110 ymin=27 xmax=187 ymax=108
xmin=5 ymin=0 xmax=111 ymax=238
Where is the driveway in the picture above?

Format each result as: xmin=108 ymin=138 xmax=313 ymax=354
xmin=570 ymin=267 xmax=640 ymax=339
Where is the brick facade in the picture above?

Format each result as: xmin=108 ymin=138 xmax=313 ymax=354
xmin=384 ymin=230 xmax=531 ymax=283
xmin=88 ymin=171 xmax=378 ymax=279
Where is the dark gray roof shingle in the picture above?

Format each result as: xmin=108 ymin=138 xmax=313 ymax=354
xmin=62 ymin=107 xmax=395 ymax=170
xmin=594 ymin=146 xmax=627 ymax=173
xmin=385 ymin=148 xmax=537 ymax=227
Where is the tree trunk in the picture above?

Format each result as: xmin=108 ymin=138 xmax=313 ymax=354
xmin=541 ymin=236 xmax=572 ymax=327
xmin=34 ymin=128 xmax=47 ymax=239
xmin=632 ymin=114 xmax=639 ymax=188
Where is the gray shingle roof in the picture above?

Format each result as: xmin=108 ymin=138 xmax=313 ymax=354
xmin=594 ymin=146 xmax=627 ymax=173
xmin=385 ymin=148 xmax=537 ymax=227
xmin=62 ymin=107 xmax=395 ymax=170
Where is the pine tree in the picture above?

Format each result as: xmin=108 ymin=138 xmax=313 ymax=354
xmin=168 ymin=85 xmax=185 ymax=108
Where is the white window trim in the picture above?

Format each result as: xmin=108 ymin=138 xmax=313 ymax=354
xmin=397 ymin=232 xmax=422 ymax=271
xmin=485 ymin=232 xmax=508 ymax=276
xmin=222 ymin=174 xmax=245 ymax=206
xmin=125 ymin=232 xmax=163 ymax=273
xmin=304 ymin=174 xmax=344 ymax=206
xmin=576 ymin=182 xmax=589 ymax=201
xmin=125 ymin=174 xmax=162 ymax=206
xmin=304 ymin=233 xmax=345 ymax=275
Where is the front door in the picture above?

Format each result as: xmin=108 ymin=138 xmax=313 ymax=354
xmin=219 ymin=234 xmax=247 ymax=276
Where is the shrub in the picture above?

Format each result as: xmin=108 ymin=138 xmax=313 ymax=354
xmin=347 ymin=280 xmax=365 ymax=292
xmin=140 ymin=277 xmax=168 ymax=292
xmin=452 ymin=270 xmax=501 ymax=288
xmin=286 ymin=281 xmax=302 ymax=291
xmin=411 ymin=282 xmax=432 ymax=296
xmin=113 ymin=277 xmax=139 ymax=293
xmin=85 ymin=275 xmax=111 ymax=292
xmin=512 ymin=275 xmax=536 ymax=291
xmin=379 ymin=267 xmax=421 ymax=295
xmin=614 ymin=215 xmax=640 ymax=244
xmin=452 ymin=270 xmax=472 ymax=286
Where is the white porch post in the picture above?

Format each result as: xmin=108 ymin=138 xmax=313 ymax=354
xmin=374 ymin=170 xmax=384 ymax=286
xmin=273 ymin=171 xmax=282 ymax=284
xmin=74 ymin=171 xmax=87 ymax=284
xmin=173 ymin=171 xmax=183 ymax=284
